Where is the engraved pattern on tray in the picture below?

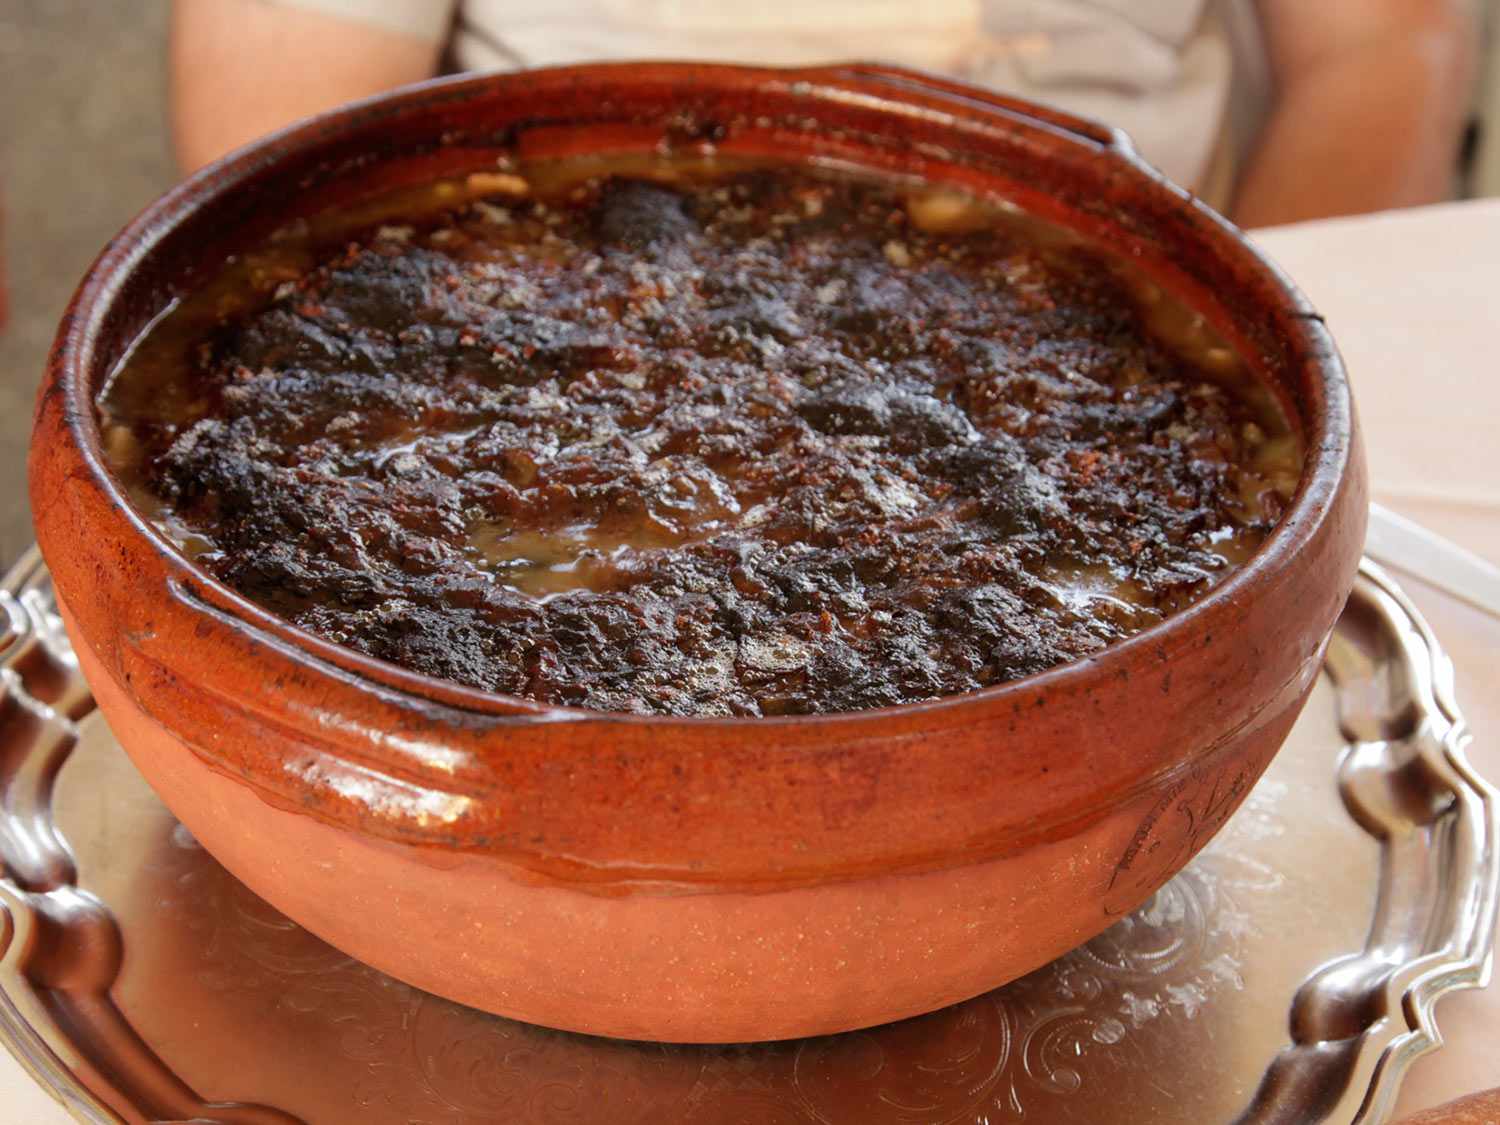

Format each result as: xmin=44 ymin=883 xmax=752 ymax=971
xmin=0 ymin=551 xmax=1494 ymax=1124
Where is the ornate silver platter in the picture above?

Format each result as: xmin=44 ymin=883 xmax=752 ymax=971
xmin=0 ymin=551 xmax=1494 ymax=1124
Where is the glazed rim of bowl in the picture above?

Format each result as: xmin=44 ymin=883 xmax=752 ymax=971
xmin=50 ymin=60 xmax=1352 ymax=734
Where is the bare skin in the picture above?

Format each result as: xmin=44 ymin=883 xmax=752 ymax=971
xmin=170 ymin=0 xmax=1479 ymax=226
xmin=1232 ymin=0 xmax=1479 ymax=227
xmin=170 ymin=0 xmax=441 ymax=172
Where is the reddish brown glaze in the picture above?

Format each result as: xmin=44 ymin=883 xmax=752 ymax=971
xmin=29 ymin=62 xmax=1366 ymax=1042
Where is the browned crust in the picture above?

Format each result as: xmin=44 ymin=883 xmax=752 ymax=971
xmin=113 ymin=170 xmax=1286 ymax=715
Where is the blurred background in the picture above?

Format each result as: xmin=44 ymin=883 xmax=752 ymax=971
xmin=2 ymin=2 xmax=172 ymax=562
xmin=2 ymin=0 xmax=1498 ymax=564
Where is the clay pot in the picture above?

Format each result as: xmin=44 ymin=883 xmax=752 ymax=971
xmin=29 ymin=62 xmax=1366 ymax=1042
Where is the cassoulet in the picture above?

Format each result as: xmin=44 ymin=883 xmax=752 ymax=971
xmin=99 ymin=161 xmax=1301 ymax=716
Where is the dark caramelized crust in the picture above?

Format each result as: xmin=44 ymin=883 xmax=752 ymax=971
xmin=112 ymin=169 xmax=1296 ymax=716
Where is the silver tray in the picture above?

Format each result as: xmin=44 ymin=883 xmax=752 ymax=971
xmin=0 ymin=551 xmax=1494 ymax=1125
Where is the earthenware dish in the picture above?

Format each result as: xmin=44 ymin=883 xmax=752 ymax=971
xmin=28 ymin=62 xmax=1367 ymax=1042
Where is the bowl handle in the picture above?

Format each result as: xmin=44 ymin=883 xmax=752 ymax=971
xmin=807 ymin=62 xmax=1131 ymax=153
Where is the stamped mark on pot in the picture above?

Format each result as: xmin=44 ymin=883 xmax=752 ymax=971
xmin=1104 ymin=763 xmax=1257 ymax=917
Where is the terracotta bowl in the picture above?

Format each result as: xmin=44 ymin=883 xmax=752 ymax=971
xmin=29 ymin=62 xmax=1366 ymax=1043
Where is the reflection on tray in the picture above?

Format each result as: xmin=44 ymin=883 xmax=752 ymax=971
xmin=3 ymin=555 xmax=1492 ymax=1125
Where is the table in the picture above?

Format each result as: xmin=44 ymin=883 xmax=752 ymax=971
xmin=4 ymin=199 xmax=1498 ymax=1123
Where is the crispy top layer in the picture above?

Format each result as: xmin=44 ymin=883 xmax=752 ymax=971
xmin=109 ymin=168 xmax=1295 ymax=715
